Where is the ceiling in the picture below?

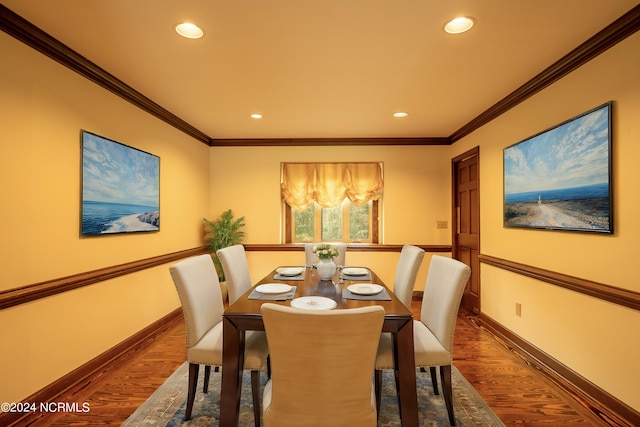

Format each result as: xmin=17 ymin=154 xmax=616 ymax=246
xmin=2 ymin=0 xmax=639 ymax=142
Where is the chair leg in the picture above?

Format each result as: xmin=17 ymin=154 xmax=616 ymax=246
xmin=267 ymin=355 xmax=272 ymax=378
xmin=185 ymin=363 xmax=200 ymax=421
xmin=429 ymin=366 xmax=440 ymax=395
xmin=251 ymin=370 xmax=261 ymax=427
xmin=203 ymin=365 xmax=211 ymax=393
xmin=440 ymin=365 xmax=455 ymax=426
xmin=374 ymin=369 xmax=382 ymax=416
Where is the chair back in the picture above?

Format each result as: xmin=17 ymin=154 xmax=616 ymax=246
xmin=393 ymin=245 xmax=425 ymax=308
xmin=261 ymin=304 xmax=384 ymax=427
xmin=420 ymin=255 xmax=471 ymax=352
xmin=304 ymin=242 xmax=347 ymax=267
xmin=169 ymin=254 xmax=224 ymax=350
xmin=217 ymin=244 xmax=252 ymax=304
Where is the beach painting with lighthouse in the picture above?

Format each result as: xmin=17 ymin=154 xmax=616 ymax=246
xmin=503 ymin=102 xmax=612 ymax=233
xmin=81 ymin=131 xmax=160 ymax=236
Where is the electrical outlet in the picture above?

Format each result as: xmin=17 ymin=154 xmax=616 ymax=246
xmin=436 ymin=220 xmax=448 ymax=229
xmin=515 ymin=302 xmax=522 ymax=317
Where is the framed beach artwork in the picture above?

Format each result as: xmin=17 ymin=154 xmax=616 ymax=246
xmin=503 ymin=102 xmax=613 ymax=234
xmin=81 ymin=130 xmax=160 ymax=235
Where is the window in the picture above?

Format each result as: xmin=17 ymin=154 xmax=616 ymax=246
xmin=288 ymin=199 xmax=378 ymax=243
xmin=281 ymin=163 xmax=382 ymax=243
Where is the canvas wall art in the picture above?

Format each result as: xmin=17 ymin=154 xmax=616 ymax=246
xmin=81 ymin=130 xmax=160 ymax=235
xmin=503 ymin=102 xmax=612 ymax=233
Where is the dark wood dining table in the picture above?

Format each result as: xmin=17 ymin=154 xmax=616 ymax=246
xmin=219 ymin=266 xmax=418 ymax=427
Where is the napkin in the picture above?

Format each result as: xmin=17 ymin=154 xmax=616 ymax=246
xmin=249 ymin=285 xmax=297 ymax=300
xmin=342 ymin=287 xmax=392 ymax=301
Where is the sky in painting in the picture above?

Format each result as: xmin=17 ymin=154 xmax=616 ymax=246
xmin=82 ymin=132 xmax=159 ymax=207
xmin=504 ymin=104 xmax=610 ymax=195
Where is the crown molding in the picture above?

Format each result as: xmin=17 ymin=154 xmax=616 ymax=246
xmin=0 ymin=4 xmax=210 ymax=145
xmin=449 ymin=4 xmax=640 ymax=142
xmin=209 ymin=137 xmax=450 ymax=147
xmin=2 ymin=4 xmax=640 ymax=146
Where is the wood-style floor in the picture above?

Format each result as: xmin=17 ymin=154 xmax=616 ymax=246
xmin=17 ymin=303 xmax=608 ymax=426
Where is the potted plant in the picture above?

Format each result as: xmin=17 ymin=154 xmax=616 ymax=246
xmin=203 ymin=209 xmax=246 ymax=301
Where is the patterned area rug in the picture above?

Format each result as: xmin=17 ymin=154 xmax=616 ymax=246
xmin=123 ymin=362 xmax=504 ymax=426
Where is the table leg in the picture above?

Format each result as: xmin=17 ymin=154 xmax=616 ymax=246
xmin=220 ymin=317 xmax=245 ymax=427
xmin=394 ymin=319 xmax=418 ymax=427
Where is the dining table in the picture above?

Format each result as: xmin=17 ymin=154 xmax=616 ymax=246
xmin=219 ymin=265 xmax=419 ymax=427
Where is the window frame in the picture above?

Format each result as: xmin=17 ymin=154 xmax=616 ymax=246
xmin=285 ymin=199 xmax=379 ymax=243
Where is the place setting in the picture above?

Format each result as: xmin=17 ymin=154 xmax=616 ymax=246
xmin=290 ymin=296 xmax=337 ymax=310
xmin=342 ymin=283 xmax=392 ymax=301
xmin=248 ymin=283 xmax=297 ymax=300
xmin=339 ymin=266 xmax=372 ymax=281
xmin=273 ymin=266 xmax=306 ymax=280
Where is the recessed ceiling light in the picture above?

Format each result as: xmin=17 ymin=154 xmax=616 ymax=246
xmin=444 ymin=17 xmax=475 ymax=34
xmin=250 ymin=113 xmax=263 ymax=119
xmin=393 ymin=112 xmax=409 ymax=118
xmin=175 ymin=22 xmax=204 ymax=39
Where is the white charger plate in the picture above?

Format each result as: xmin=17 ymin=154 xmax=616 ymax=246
xmin=276 ymin=267 xmax=304 ymax=276
xmin=255 ymin=283 xmax=293 ymax=294
xmin=290 ymin=296 xmax=337 ymax=310
xmin=342 ymin=267 xmax=369 ymax=276
xmin=347 ymin=284 xmax=384 ymax=295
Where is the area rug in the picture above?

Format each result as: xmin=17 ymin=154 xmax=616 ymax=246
xmin=123 ymin=362 xmax=504 ymax=426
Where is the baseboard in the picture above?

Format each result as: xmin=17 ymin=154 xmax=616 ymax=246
xmin=478 ymin=312 xmax=639 ymax=427
xmin=0 ymin=308 xmax=183 ymax=427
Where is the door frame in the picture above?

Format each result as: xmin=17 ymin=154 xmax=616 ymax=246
xmin=451 ymin=146 xmax=480 ymax=313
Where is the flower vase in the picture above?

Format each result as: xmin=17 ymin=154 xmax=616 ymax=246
xmin=317 ymin=259 xmax=337 ymax=281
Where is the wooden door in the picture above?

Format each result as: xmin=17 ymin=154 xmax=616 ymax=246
xmin=452 ymin=147 xmax=480 ymax=313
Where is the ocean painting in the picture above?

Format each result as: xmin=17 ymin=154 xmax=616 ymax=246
xmin=503 ymin=102 xmax=612 ymax=233
xmin=81 ymin=131 xmax=160 ymax=235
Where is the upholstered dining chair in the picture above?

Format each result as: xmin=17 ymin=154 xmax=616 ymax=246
xmin=217 ymin=244 xmax=252 ymax=304
xmin=260 ymin=303 xmax=385 ymax=427
xmin=169 ymin=254 xmax=268 ymax=425
xmin=375 ymin=255 xmax=471 ymax=426
xmin=392 ymin=244 xmax=425 ymax=308
xmin=304 ymin=242 xmax=347 ymax=267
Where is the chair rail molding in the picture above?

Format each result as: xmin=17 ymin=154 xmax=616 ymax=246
xmin=0 ymin=247 xmax=207 ymax=311
xmin=478 ymin=254 xmax=640 ymax=311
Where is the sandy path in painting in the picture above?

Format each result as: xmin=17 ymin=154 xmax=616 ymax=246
xmin=526 ymin=204 xmax=593 ymax=228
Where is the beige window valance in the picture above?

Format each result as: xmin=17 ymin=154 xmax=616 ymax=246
xmin=281 ymin=162 xmax=383 ymax=210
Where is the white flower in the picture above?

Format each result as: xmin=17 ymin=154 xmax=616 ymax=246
xmin=312 ymin=243 xmax=339 ymax=260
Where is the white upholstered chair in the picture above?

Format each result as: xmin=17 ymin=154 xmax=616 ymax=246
xmin=169 ymin=254 xmax=268 ymax=425
xmin=375 ymin=255 xmax=471 ymax=426
xmin=391 ymin=244 xmax=425 ymax=308
xmin=260 ymin=303 xmax=385 ymax=427
xmin=217 ymin=244 xmax=252 ymax=304
xmin=304 ymin=242 xmax=347 ymax=267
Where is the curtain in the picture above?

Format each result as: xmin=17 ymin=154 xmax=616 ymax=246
xmin=281 ymin=163 xmax=383 ymax=210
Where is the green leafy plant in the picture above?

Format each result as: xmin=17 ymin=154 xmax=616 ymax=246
xmin=203 ymin=210 xmax=246 ymax=281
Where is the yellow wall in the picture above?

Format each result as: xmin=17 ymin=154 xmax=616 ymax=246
xmin=2 ymin=17 xmax=639 ymax=415
xmin=451 ymin=32 xmax=640 ymax=410
xmin=209 ymin=145 xmax=453 ymax=286
xmin=0 ymin=33 xmax=210 ymax=403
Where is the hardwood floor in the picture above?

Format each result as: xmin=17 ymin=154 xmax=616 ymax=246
xmin=15 ymin=303 xmax=609 ymax=426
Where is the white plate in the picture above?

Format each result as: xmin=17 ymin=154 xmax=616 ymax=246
xmin=255 ymin=283 xmax=293 ymax=294
xmin=290 ymin=296 xmax=337 ymax=310
xmin=342 ymin=267 xmax=369 ymax=276
xmin=347 ymin=284 xmax=384 ymax=296
xmin=276 ymin=267 xmax=304 ymax=276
